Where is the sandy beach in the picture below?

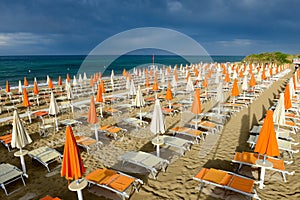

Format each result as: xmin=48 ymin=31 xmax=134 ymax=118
xmin=0 ymin=66 xmax=299 ymax=200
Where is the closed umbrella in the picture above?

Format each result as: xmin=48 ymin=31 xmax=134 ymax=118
xmin=249 ymin=73 xmax=256 ymax=92
xmin=254 ymin=110 xmax=279 ymax=189
xmin=24 ymin=77 xmax=29 ymax=87
xmin=61 ymin=126 xmax=86 ymax=200
xmin=152 ymin=79 xmax=159 ymax=92
xmin=273 ymin=93 xmax=285 ymax=137
xmin=18 ymin=80 xmax=23 ymax=95
xmin=284 ymin=84 xmax=292 ymax=110
xmin=150 ymin=98 xmax=165 ymax=157
xmin=34 ymin=79 xmax=39 ymax=106
xmin=216 ymin=82 xmax=224 ymax=114
xmin=96 ymin=84 xmax=104 ymax=117
xmin=165 ymin=82 xmax=173 ymax=109
xmin=186 ymin=77 xmax=194 ymax=102
xmin=241 ymin=75 xmax=248 ymax=97
xmin=6 ymin=80 xmax=10 ymax=93
xmin=11 ymin=110 xmax=32 ymax=177
xmin=49 ymin=92 xmax=60 ymax=131
xmin=66 ymin=83 xmax=74 ymax=113
xmin=191 ymin=88 xmax=202 ymax=130
xmin=48 ymin=77 xmax=54 ymax=90
xmin=87 ymin=96 xmax=99 ymax=141
xmin=231 ymin=79 xmax=239 ymax=104
xmin=134 ymin=85 xmax=145 ymax=120
xmin=23 ymin=88 xmax=31 ymax=123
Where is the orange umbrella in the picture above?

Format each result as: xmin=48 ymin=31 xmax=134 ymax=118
xmin=87 ymin=96 xmax=99 ymax=141
xmin=6 ymin=80 xmax=10 ymax=93
xmin=58 ymin=76 xmax=62 ymax=86
xmin=165 ymin=82 xmax=173 ymax=109
xmin=152 ymin=79 xmax=159 ymax=91
xmin=23 ymin=88 xmax=31 ymax=123
xmin=231 ymin=79 xmax=240 ymax=97
xmin=249 ymin=73 xmax=256 ymax=87
xmin=261 ymin=68 xmax=267 ymax=80
xmin=191 ymin=88 xmax=202 ymax=129
xmin=33 ymin=80 xmax=39 ymax=95
xmin=100 ymin=80 xmax=105 ymax=93
xmin=145 ymin=76 xmax=150 ymax=87
xmin=48 ymin=78 xmax=54 ymax=89
xmin=224 ymin=72 xmax=230 ymax=83
xmin=66 ymin=74 xmax=71 ymax=82
xmin=24 ymin=77 xmax=29 ymax=87
xmin=284 ymin=84 xmax=292 ymax=110
xmin=96 ymin=84 xmax=103 ymax=103
xmin=254 ymin=110 xmax=280 ymax=157
xmin=61 ymin=126 xmax=85 ymax=181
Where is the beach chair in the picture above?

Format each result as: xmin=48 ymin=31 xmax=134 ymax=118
xmin=161 ymin=107 xmax=179 ymax=116
xmin=40 ymin=195 xmax=61 ymax=200
xmin=169 ymin=127 xmax=206 ymax=143
xmin=161 ymin=135 xmax=194 ymax=155
xmin=59 ymin=102 xmax=72 ymax=113
xmin=123 ymin=118 xmax=149 ymax=128
xmin=99 ymin=125 xmax=127 ymax=140
xmin=85 ymin=168 xmax=143 ymax=200
xmin=75 ymin=135 xmax=102 ymax=154
xmin=0 ymin=163 xmax=26 ymax=196
xmin=0 ymin=133 xmax=12 ymax=151
xmin=188 ymin=119 xmax=222 ymax=134
xmin=119 ymin=151 xmax=169 ymax=180
xmin=232 ymin=152 xmax=295 ymax=182
xmin=38 ymin=118 xmax=55 ymax=137
xmin=193 ymin=168 xmax=260 ymax=200
xmin=250 ymin=125 xmax=295 ymax=141
xmin=28 ymin=146 xmax=62 ymax=172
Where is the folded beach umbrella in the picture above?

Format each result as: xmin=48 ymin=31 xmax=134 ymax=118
xmin=6 ymin=80 xmax=10 ymax=93
xmin=135 ymin=85 xmax=145 ymax=120
xmin=78 ymin=74 xmax=83 ymax=84
xmin=24 ymin=77 xmax=29 ymax=87
xmin=129 ymin=79 xmax=136 ymax=96
xmin=33 ymin=79 xmax=39 ymax=106
xmin=165 ymin=82 xmax=173 ymax=109
xmin=87 ymin=96 xmax=99 ymax=141
xmin=73 ymin=75 xmax=77 ymax=87
xmin=61 ymin=126 xmax=86 ymax=200
xmin=66 ymin=73 xmax=71 ymax=83
xmin=49 ymin=92 xmax=59 ymax=131
xmin=18 ymin=80 xmax=23 ymax=94
xmin=186 ymin=76 xmax=194 ymax=101
xmin=58 ymin=76 xmax=62 ymax=86
xmin=11 ymin=110 xmax=32 ymax=176
xmin=100 ymin=80 xmax=106 ymax=93
xmin=96 ymin=84 xmax=104 ymax=117
xmin=125 ymin=76 xmax=131 ymax=90
xmin=241 ymin=75 xmax=248 ymax=97
xmin=152 ymin=79 xmax=159 ymax=91
xmin=284 ymin=84 xmax=292 ymax=110
xmin=23 ymin=88 xmax=31 ymax=123
xmin=288 ymin=78 xmax=295 ymax=98
xmin=273 ymin=93 xmax=285 ymax=136
xmin=191 ymin=88 xmax=202 ymax=130
xmin=48 ymin=77 xmax=54 ymax=89
xmin=216 ymin=82 xmax=224 ymax=114
xmin=231 ymin=79 xmax=239 ymax=103
xmin=145 ymin=76 xmax=150 ymax=87
xmin=150 ymin=98 xmax=165 ymax=157
xmin=249 ymin=73 xmax=256 ymax=89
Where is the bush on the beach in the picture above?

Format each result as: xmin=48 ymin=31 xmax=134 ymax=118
xmin=243 ymin=52 xmax=296 ymax=64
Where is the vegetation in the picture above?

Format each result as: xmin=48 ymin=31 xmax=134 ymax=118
xmin=243 ymin=52 xmax=300 ymax=64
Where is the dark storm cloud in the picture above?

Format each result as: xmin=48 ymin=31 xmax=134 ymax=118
xmin=0 ymin=0 xmax=299 ymax=55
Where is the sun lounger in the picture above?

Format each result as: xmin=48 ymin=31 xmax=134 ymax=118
xmin=0 ymin=163 xmax=26 ymax=196
xmin=85 ymin=168 xmax=143 ymax=200
xmin=247 ymin=135 xmax=299 ymax=158
xmin=28 ymin=146 xmax=62 ymax=172
xmin=119 ymin=151 xmax=169 ymax=180
xmin=0 ymin=133 xmax=12 ymax=151
xmin=161 ymin=135 xmax=194 ymax=155
xmin=193 ymin=168 xmax=260 ymax=199
xmin=188 ymin=119 xmax=222 ymax=134
xmin=169 ymin=127 xmax=206 ymax=143
xmin=123 ymin=118 xmax=149 ymax=128
xmin=99 ymin=125 xmax=127 ymax=140
xmin=232 ymin=152 xmax=295 ymax=182
xmin=75 ymin=135 xmax=102 ymax=154
xmin=250 ymin=125 xmax=295 ymax=141
xmin=161 ymin=107 xmax=179 ymax=116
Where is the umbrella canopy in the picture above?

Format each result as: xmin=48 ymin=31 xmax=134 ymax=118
xmin=6 ymin=80 xmax=10 ymax=93
xmin=284 ymin=84 xmax=292 ymax=110
xmin=273 ymin=93 xmax=285 ymax=127
xmin=191 ymin=88 xmax=202 ymax=114
xmin=61 ymin=126 xmax=85 ymax=181
xmin=186 ymin=77 xmax=194 ymax=92
xmin=33 ymin=80 xmax=39 ymax=95
xmin=152 ymin=80 xmax=159 ymax=91
xmin=11 ymin=110 xmax=32 ymax=149
xmin=24 ymin=77 xmax=29 ymax=87
xmin=129 ymin=79 xmax=136 ymax=96
xmin=165 ymin=83 xmax=173 ymax=101
xmin=67 ymin=84 xmax=74 ymax=100
xmin=134 ymin=85 xmax=145 ymax=107
xmin=100 ymin=80 xmax=106 ymax=93
xmin=48 ymin=78 xmax=54 ymax=89
xmin=18 ymin=80 xmax=23 ymax=94
xmin=254 ymin=110 xmax=280 ymax=157
xmin=49 ymin=92 xmax=59 ymax=115
xmin=58 ymin=76 xmax=63 ymax=86
xmin=150 ymin=98 xmax=165 ymax=135
xmin=23 ymin=88 xmax=30 ymax=107
xmin=231 ymin=79 xmax=240 ymax=97
xmin=249 ymin=73 xmax=256 ymax=87
xmin=241 ymin=75 xmax=248 ymax=91
xmin=87 ymin=96 xmax=98 ymax=124
xmin=96 ymin=84 xmax=103 ymax=103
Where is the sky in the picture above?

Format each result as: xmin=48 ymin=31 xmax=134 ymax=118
xmin=0 ymin=0 xmax=299 ymax=56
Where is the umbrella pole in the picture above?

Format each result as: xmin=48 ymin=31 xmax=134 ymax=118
xmin=100 ymin=104 xmax=103 ymax=118
xmin=195 ymin=114 xmax=198 ymax=130
xmin=156 ymin=135 xmax=160 ymax=157
xmin=14 ymin=148 xmax=28 ymax=178
xmin=169 ymin=101 xmax=171 ymax=109
xmin=55 ymin=114 xmax=59 ymax=132
xmin=139 ymin=107 xmax=142 ymax=120
xmin=36 ymin=95 xmax=40 ymax=106
xmin=27 ymin=107 xmax=32 ymax=123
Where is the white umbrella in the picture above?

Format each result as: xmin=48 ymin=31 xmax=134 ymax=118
xmin=73 ymin=75 xmax=77 ymax=87
xmin=171 ymin=75 xmax=177 ymax=96
xmin=66 ymin=83 xmax=74 ymax=113
xmin=83 ymin=72 xmax=87 ymax=81
xmin=273 ymin=93 xmax=286 ymax=136
xmin=288 ymin=78 xmax=295 ymax=98
xmin=134 ymin=86 xmax=145 ymax=120
xmin=216 ymin=82 xmax=224 ymax=114
xmin=242 ymin=75 xmax=248 ymax=97
xmin=150 ymin=98 xmax=165 ymax=157
xmin=186 ymin=77 xmax=194 ymax=101
xmin=161 ymin=72 xmax=165 ymax=84
xmin=129 ymin=79 xmax=136 ymax=96
xmin=49 ymin=92 xmax=60 ymax=131
xmin=18 ymin=80 xmax=23 ymax=94
xmin=11 ymin=110 xmax=32 ymax=176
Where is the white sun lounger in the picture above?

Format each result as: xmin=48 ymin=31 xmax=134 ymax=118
xmin=28 ymin=146 xmax=62 ymax=172
xmin=119 ymin=151 xmax=169 ymax=180
xmin=161 ymin=135 xmax=194 ymax=155
xmin=0 ymin=163 xmax=26 ymax=196
xmin=123 ymin=118 xmax=149 ymax=128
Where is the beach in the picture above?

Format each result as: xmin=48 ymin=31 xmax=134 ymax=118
xmin=0 ymin=64 xmax=299 ymax=200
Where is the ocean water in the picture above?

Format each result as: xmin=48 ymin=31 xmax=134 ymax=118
xmin=0 ymin=55 xmax=244 ymax=88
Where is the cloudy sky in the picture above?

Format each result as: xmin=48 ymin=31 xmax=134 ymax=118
xmin=0 ymin=0 xmax=299 ymax=56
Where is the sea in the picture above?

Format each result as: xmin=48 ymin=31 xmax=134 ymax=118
xmin=0 ymin=55 xmax=244 ymax=88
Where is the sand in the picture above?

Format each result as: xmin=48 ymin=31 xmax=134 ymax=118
xmin=0 ymin=69 xmax=299 ymax=200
